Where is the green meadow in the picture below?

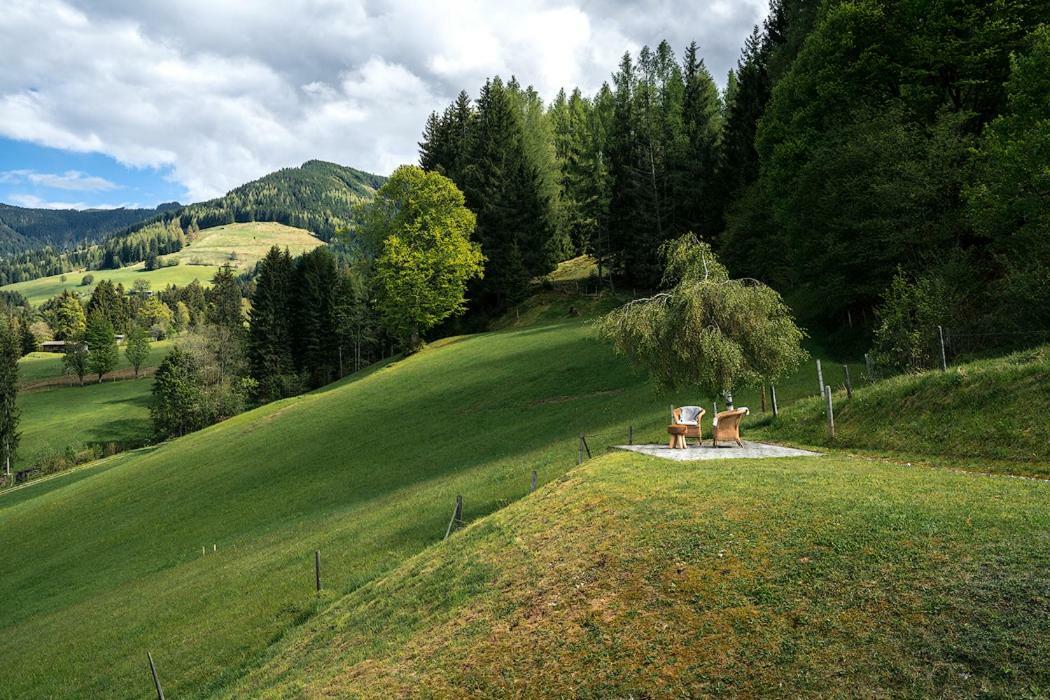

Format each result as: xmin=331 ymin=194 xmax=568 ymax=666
xmin=18 ymin=339 xmax=174 ymax=386
xmin=165 ymin=221 xmax=322 ymax=268
xmin=2 ymin=222 xmax=324 ymax=306
xmin=4 ymin=262 xmax=220 ymax=307
xmin=1 ymin=312 xmax=1047 ymax=697
xmin=232 ymin=450 xmax=1050 ymax=697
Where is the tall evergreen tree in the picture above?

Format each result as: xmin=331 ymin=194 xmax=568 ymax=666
xmin=292 ymin=247 xmax=339 ymax=386
xmin=679 ymin=41 xmax=723 ymax=239
xmin=248 ymin=246 xmax=295 ymax=400
xmin=0 ymin=319 xmax=19 ymax=481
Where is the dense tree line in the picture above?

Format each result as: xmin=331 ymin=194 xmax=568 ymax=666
xmin=0 ymin=202 xmax=169 ymax=250
xmin=421 ymin=79 xmax=568 ymax=313
xmin=421 ymin=40 xmax=725 ymax=302
xmin=719 ymin=0 xmax=1048 ymax=357
xmin=247 ymin=246 xmax=381 ymax=401
xmin=422 ymin=0 xmax=1049 ymax=360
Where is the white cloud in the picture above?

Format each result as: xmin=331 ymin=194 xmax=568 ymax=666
xmin=0 ymin=0 xmax=767 ymax=202
xmin=0 ymin=169 xmax=119 ymax=191
xmin=6 ymin=193 xmax=132 ymax=210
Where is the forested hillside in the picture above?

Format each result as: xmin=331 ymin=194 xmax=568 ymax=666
xmin=177 ymin=159 xmax=384 ymax=242
xmin=420 ymin=0 xmax=1049 ymax=357
xmin=0 ymin=203 xmax=175 ymax=274
xmin=0 ymin=161 xmax=382 ymax=285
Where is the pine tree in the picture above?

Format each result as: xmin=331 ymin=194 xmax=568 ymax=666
xmin=465 ymin=77 xmax=553 ymax=311
xmin=292 ymin=247 xmax=339 ymax=386
xmin=680 ymin=41 xmax=723 ymax=238
xmin=248 ymin=246 xmax=295 ymax=400
xmin=206 ymin=264 xmax=244 ymax=330
xmin=0 ymin=319 xmax=19 ymax=481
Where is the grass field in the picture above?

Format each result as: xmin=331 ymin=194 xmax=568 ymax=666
xmin=164 ymin=221 xmax=322 ymax=269
xmin=19 ymin=339 xmax=174 ymax=386
xmin=757 ymin=345 xmax=1050 ymax=474
xmin=17 ymin=377 xmax=154 ymax=466
xmin=1 ymin=312 xmax=1046 ymax=696
xmin=231 ymin=450 xmax=1050 ymax=697
xmin=4 ymin=263 xmax=221 ymax=307
xmin=3 ymin=222 xmax=324 ymax=306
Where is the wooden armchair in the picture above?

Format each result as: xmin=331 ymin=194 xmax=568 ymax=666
xmin=671 ymin=406 xmax=706 ymax=446
xmin=711 ymin=408 xmax=749 ymax=447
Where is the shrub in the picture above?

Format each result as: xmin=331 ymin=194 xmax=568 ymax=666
xmin=871 ymin=269 xmax=953 ymax=373
xmin=80 ymin=274 xmax=94 ymax=286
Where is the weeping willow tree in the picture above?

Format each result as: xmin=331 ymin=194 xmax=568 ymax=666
xmin=595 ymin=235 xmax=808 ymax=400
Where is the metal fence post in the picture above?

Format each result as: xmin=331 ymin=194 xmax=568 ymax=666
xmin=315 ymin=550 xmax=321 ymax=592
xmin=816 ymin=359 xmax=825 ymax=397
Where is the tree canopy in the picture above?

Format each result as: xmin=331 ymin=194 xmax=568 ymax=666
xmin=596 ymin=235 xmax=807 ymax=399
xmin=359 ymin=165 xmax=484 ymax=349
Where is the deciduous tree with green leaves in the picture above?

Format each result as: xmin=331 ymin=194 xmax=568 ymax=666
xmin=596 ymin=235 xmax=807 ymax=401
xmin=85 ymin=312 xmax=118 ymax=383
xmin=63 ymin=336 xmax=89 ymax=386
xmin=124 ymin=323 xmax=152 ymax=378
xmin=359 ymin=165 xmax=484 ymax=351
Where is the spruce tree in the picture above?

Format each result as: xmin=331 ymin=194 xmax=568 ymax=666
xmin=0 ymin=319 xmax=19 ymax=481
xmin=292 ymin=247 xmax=339 ymax=387
xmin=248 ymin=246 xmax=295 ymax=400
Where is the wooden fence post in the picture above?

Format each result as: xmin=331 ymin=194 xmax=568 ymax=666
xmin=760 ymin=385 xmax=767 ymax=413
xmin=843 ymin=365 xmax=853 ymax=400
xmin=770 ymin=385 xmax=778 ymax=417
xmin=577 ymin=435 xmax=583 ymax=465
xmin=628 ymin=425 xmax=633 ymax=445
xmin=315 ymin=550 xmax=321 ymax=592
xmin=444 ymin=495 xmax=463 ymax=540
xmin=825 ymin=385 xmax=835 ymax=439
xmin=938 ymin=325 xmax=948 ymax=371
xmin=147 ymin=651 xmax=165 ymax=700
xmin=530 ymin=470 xmax=537 ymax=493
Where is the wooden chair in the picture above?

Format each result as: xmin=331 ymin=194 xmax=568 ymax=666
xmin=711 ymin=408 xmax=749 ymax=447
xmin=671 ymin=406 xmax=706 ymax=446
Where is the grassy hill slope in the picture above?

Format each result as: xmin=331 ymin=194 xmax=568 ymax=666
xmin=2 ymin=307 xmax=1047 ymax=697
xmin=757 ymin=345 xmax=1050 ymax=472
xmin=231 ymin=450 xmax=1049 ymax=697
xmin=0 ymin=321 xmax=673 ymax=698
xmin=4 ymin=262 xmax=220 ymax=307
xmin=3 ymin=222 xmax=318 ymax=305
xmin=165 ymin=221 xmax=321 ymax=269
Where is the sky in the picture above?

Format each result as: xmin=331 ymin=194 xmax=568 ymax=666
xmin=0 ymin=0 xmax=767 ymax=210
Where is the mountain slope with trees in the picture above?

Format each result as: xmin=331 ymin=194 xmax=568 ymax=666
xmin=0 ymin=161 xmax=383 ymax=284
